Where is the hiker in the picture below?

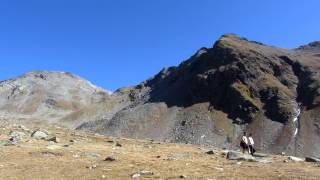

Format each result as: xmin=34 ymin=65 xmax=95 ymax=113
xmin=240 ymin=132 xmax=248 ymax=154
xmin=248 ymin=133 xmax=255 ymax=156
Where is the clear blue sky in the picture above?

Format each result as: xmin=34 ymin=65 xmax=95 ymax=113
xmin=0 ymin=0 xmax=319 ymax=91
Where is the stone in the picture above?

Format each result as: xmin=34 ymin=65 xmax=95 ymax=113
xmin=0 ymin=140 xmax=14 ymax=146
xmin=180 ymin=175 xmax=187 ymax=179
xmin=131 ymin=173 xmax=140 ymax=178
xmin=131 ymin=170 xmax=153 ymax=178
xmin=116 ymin=142 xmax=122 ymax=147
xmin=288 ymin=156 xmax=304 ymax=162
xmin=104 ymin=156 xmax=117 ymax=162
xmin=139 ymin=170 xmax=154 ymax=176
xmin=31 ymin=130 xmax=48 ymax=140
xmin=226 ymin=151 xmax=255 ymax=161
xmin=47 ymin=136 xmax=60 ymax=143
xmin=9 ymin=131 xmax=25 ymax=144
xmin=206 ymin=150 xmax=215 ymax=155
xmin=305 ymin=157 xmax=320 ymax=163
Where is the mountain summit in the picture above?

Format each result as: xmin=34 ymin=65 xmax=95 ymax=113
xmin=0 ymin=71 xmax=114 ymax=127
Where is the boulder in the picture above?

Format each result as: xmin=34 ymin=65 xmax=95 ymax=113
xmin=288 ymin=156 xmax=304 ymax=162
xmin=31 ymin=130 xmax=48 ymax=140
xmin=305 ymin=157 xmax=320 ymax=163
xmin=226 ymin=151 xmax=255 ymax=161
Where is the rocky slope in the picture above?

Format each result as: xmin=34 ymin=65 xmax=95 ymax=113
xmin=1 ymin=34 xmax=320 ymax=157
xmin=0 ymin=71 xmax=115 ymax=128
xmin=79 ymin=34 xmax=320 ymax=157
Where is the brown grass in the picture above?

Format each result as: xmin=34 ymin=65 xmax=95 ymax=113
xmin=0 ymin=122 xmax=320 ymax=180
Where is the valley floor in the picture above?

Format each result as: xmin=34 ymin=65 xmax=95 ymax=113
xmin=0 ymin=121 xmax=320 ymax=180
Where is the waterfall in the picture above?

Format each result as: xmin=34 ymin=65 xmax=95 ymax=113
xmin=291 ymin=100 xmax=301 ymax=138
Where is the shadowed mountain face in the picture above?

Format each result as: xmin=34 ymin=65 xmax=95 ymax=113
xmin=79 ymin=34 xmax=320 ymax=157
xmin=1 ymin=34 xmax=320 ymax=157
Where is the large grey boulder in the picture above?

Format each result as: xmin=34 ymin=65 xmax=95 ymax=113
xmin=226 ymin=151 xmax=255 ymax=161
xmin=31 ymin=130 xmax=48 ymax=140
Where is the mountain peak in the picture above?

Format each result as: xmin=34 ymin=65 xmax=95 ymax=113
xmin=213 ymin=34 xmax=265 ymax=49
xmin=297 ymin=41 xmax=320 ymax=52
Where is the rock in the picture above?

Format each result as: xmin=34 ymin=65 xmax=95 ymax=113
xmin=0 ymin=140 xmax=14 ymax=146
xmin=206 ymin=150 xmax=215 ymax=155
xmin=305 ymin=157 xmax=320 ymax=163
xmin=47 ymin=136 xmax=60 ymax=143
xmin=140 ymin=170 xmax=154 ymax=176
xmin=281 ymin=152 xmax=286 ymax=156
xmin=226 ymin=151 xmax=255 ymax=161
xmin=9 ymin=131 xmax=25 ymax=144
xmin=180 ymin=175 xmax=187 ymax=179
xmin=116 ymin=142 xmax=122 ymax=147
xmin=104 ymin=156 xmax=117 ymax=162
xmin=131 ymin=173 xmax=141 ymax=179
xmin=31 ymin=130 xmax=48 ymax=140
xmin=15 ymin=124 xmax=30 ymax=131
xmin=131 ymin=170 xmax=153 ymax=178
xmin=288 ymin=156 xmax=304 ymax=162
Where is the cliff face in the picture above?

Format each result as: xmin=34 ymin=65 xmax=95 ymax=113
xmin=79 ymin=34 xmax=320 ymax=157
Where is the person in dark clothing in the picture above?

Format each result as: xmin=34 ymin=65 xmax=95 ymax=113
xmin=240 ymin=132 xmax=249 ymax=154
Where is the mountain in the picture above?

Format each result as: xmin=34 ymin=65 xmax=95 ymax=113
xmin=79 ymin=34 xmax=320 ymax=157
xmin=1 ymin=34 xmax=320 ymax=157
xmin=0 ymin=71 xmax=116 ymax=128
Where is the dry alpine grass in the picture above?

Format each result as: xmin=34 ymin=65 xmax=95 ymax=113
xmin=0 ymin=121 xmax=320 ymax=180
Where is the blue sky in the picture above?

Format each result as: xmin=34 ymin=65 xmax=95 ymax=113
xmin=0 ymin=0 xmax=319 ymax=91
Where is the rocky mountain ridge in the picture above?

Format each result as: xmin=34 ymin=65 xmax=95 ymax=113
xmin=1 ymin=34 xmax=320 ymax=157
